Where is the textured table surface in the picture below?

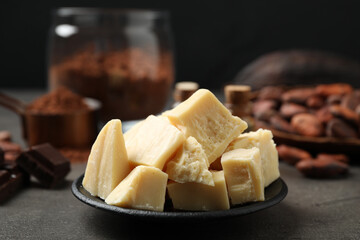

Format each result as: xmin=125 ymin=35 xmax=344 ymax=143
xmin=1 ymin=90 xmax=359 ymax=240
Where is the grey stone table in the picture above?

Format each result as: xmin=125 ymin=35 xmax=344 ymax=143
xmin=1 ymin=90 xmax=359 ymax=240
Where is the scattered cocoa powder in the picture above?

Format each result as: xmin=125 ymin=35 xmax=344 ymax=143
xmin=26 ymin=87 xmax=89 ymax=114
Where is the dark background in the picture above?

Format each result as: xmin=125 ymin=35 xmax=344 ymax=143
xmin=1 ymin=0 xmax=360 ymax=89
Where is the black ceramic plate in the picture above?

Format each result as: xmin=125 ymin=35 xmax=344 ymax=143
xmin=72 ymin=174 xmax=287 ymax=220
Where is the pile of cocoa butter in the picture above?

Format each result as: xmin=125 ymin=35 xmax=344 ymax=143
xmin=252 ymin=83 xmax=360 ymax=138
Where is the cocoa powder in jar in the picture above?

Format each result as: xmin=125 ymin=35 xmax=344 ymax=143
xmin=50 ymin=47 xmax=174 ymax=121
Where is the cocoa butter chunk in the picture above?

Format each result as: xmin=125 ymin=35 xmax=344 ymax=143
xmin=225 ymin=129 xmax=279 ymax=187
xmin=16 ymin=143 xmax=70 ymax=188
xmin=221 ymin=148 xmax=264 ymax=205
xmin=163 ymin=89 xmax=247 ymax=164
xmin=105 ymin=166 xmax=168 ymax=212
xmin=326 ymin=118 xmax=358 ymax=138
xmin=291 ymin=113 xmax=324 ymax=137
xmin=296 ymin=158 xmax=349 ymax=178
xmin=277 ymin=145 xmax=312 ymax=165
xmin=83 ymin=119 xmax=131 ymax=199
xmin=165 ymin=136 xmax=214 ymax=186
xmin=125 ymin=115 xmax=186 ymax=170
xmin=167 ymin=171 xmax=230 ymax=211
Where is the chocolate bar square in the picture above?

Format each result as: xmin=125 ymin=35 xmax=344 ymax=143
xmin=16 ymin=143 xmax=70 ymax=188
xmin=0 ymin=161 xmax=28 ymax=204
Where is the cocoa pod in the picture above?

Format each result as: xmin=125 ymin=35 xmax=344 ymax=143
xmin=277 ymin=144 xmax=312 ymax=165
xmin=234 ymin=50 xmax=360 ymax=90
xmin=280 ymin=103 xmax=308 ymax=119
xmin=291 ymin=113 xmax=324 ymax=137
xmin=317 ymin=153 xmax=349 ymax=164
xmin=281 ymin=88 xmax=316 ymax=104
xmin=270 ymin=115 xmax=296 ymax=133
xmin=326 ymin=118 xmax=358 ymax=138
xmin=296 ymin=158 xmax=349 ymax=178
xmin=315 ymin=83 xmax=353 ymax=97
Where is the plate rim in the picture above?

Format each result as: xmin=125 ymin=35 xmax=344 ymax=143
xmin=71 ymin=174 xmax=288 ymax=220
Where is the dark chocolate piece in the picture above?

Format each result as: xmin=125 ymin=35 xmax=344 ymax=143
xmin=16 ymin=143 xmax=70 ymax=188
xmin=0 ymin=161 xmax=28 ymax=204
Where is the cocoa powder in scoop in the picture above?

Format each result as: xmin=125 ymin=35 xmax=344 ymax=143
xmin=27 ymin=87 xmax=89 ymax=114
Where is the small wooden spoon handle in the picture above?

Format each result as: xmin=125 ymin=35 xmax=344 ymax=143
xmin=0 ymin=92 xmax=27 ymax=115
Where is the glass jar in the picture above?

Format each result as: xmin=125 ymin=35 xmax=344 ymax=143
xmin=48 ymin=8 xmax=175 ymax=121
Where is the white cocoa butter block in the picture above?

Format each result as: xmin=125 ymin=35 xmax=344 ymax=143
xmin=163 ymin=89 xmax=248 ymax=164
xmin=221 ymin=147 xmax=265 ymax=205
xmin=167 ymin=171 xmax=230 ymax=211
xmin=82 ymin=119 xmax=131 ymax=199
xmin=165 ymin=136 xmax=214 ymax=186
xmin=125 ymin=115 xmax=186 ymax=170
xmin=105 ymin=165 xmax=168 ymax=212
xmin=226 ymin=129 xmax=279 ymax=187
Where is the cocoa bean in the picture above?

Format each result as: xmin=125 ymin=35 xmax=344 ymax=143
xmin=280 ymin=103 xmax=308 ymax=119
xmin=254 ymin=109 xmax=277 ymax=122
xmin=291 ymin=113 xmax=324 ymax=137
xmin=277 ymin=144 xmax=312 ymax=165
xmin=0 ymin=131 xmax=11 ymax=142
xmin=270 ymin=115 xmax=296 ymax=133
xmin=317 ymin=153 xmax=349 ymax=164
xmin=341 ymin=90 xmax=360 ymax=110
xmin=257 ymin=86 xmax=285 ymax=101
xmin=252 ymin=100 xmax=278 ymax=114
xmin=326 ymin=94 xmax=343 ymax=105
xmin=329 ymin=105 xmax=359 ymax=125
xmin=296 ymin=158 xmax=349 ymax=178
xmin=0 ymin=141 xmax=22 ymax=153
xmin=315 ymin=106 xmax=334 ymax=124
xmin=306 ymin=95 xmax=325 ymax=109
xmin=282 ymin=88 xmax=316 ymax=104
xmin=326 ymin=118 xmax=358 ymax=138
xmin=315 ymin=83 xmax=353 ymax=96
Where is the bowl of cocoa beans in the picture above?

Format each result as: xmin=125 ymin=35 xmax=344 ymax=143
xmin=252 ymin=83 xmax=360 ymax=159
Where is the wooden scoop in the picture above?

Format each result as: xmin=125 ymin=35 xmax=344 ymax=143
xmin=0 ymin=92 xmax=101 ymax=148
